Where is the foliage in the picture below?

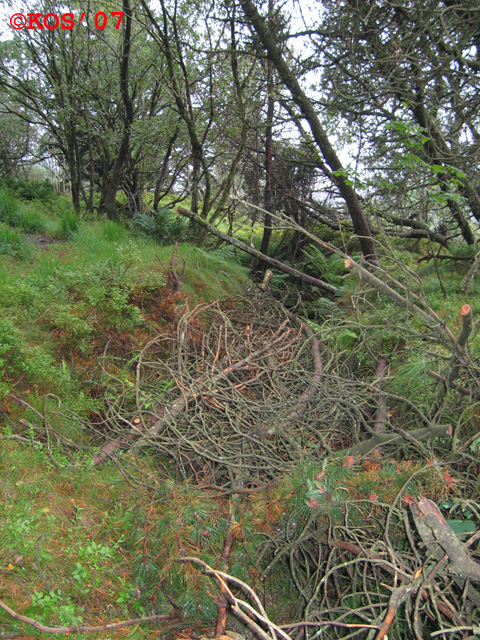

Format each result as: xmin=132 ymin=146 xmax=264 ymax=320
xmin=1 ymin=176 xmax=55 ymax=201
xmin=57 ymin=210 xmax=80 ymax=239
xmin=31 ymin=590 xmax=83 ymax=626
xmin=0 ymin=224 xmax=31 ymax=259
xmin=301 ymin=244 xmax=347 ymax=286
xmin=101 ymin=219 xmax=128 ymax=241
xmin=133 ymin=207 xmax=189 ymax=245
xmin=0 ymin=188 xmax=20 ymax=224
xmin=1 ymin=0 xmax=480 ymax=626
xmin=17 ymin=209 xmax=46 ymax=233
xmin=0 ymin=189 xmax=46 ymax=234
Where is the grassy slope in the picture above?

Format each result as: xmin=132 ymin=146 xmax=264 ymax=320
xmin=0 ymin=198 xmax=250 ymax=638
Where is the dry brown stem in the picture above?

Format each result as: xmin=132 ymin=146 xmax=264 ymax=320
xmin=0 ymin=598 xmax=176 ymax=635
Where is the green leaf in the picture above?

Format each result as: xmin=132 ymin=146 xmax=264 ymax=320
xmin=446 ymin=519 xmax=476 ymax=535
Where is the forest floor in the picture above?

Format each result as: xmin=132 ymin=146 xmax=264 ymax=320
xmin=1 ymin=194 xmax=480 ymax=640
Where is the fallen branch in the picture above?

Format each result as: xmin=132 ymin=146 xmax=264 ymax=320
xmin=343 ymin=258 xmax=461 ymax=349
xmin=461 ymin=252 xmax=480 ymax=293
xmin=176 ymin=206 xmax=338 ymax=294
xmin=345 ymin=424 xmax=450 ymax=457
xmin=411 ymin=497 xmax=480 ymax=583
xmin=131 ymin=318 xmax=291 ymax=451
xmin=272 ymin=310 xmax=322 ymax=437
xmin=427 ymin=370 xmax=470 ymax=396
xmin=180 ymin=556 xmax=281 ymax=640
xmin=181 ymin=556 xmax=380 ymax=637
xmin=93 ymin=305 xmax=294 ymax=463
xmin=372 ymin=358 xmax=388 ymax=433
xmin=235 ymin=199 xmax=465 ymax=353
xmin=9 ymin=394 xmax=82 ymax=451
xmin=0 ymin=598 xmax=176 ymax=635
xmin=163 ymin=241 xmax=186 ymax=292
xmin=376 ymin=581 xmax=419 ymax=640
xmin=215 ymin=527 xmax=237 ymax=637
xmin=431 ymin=304 xmax=475 ymax=411
xmin=447 ymin=304 xmax=472 ymax=387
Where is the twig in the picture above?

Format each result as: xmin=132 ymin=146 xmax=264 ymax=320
xmin=176 ymin=206 xmax=338 ymax=294
xmin=180 ymin=557 xmax=287 ymax=640
xmin=0 ymin=598 xmax=175 ymax=635
xmin=427 ymin=370 xmax=470 ymax=396
xmin=372 ymin=358 xmax=388 ymax=433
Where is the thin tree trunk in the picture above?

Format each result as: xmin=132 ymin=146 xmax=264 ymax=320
xmin=66 ymin=134 xmax=81 ymax=214
xmin=238 ymin=0 xmax=378 ymax=262
xmin=260 ymin=0 xmax=275 ymax=257
xmin=154 ymin=122 xmax=180 ymax=210
xmin=103 ymin=0 xmax=133 ymax=221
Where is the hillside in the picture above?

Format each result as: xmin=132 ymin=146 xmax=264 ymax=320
xmin=1 ymin=185 xmax=479 ymax=639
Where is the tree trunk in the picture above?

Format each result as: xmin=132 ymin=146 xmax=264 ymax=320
xmin=154 ymin=122 xmax=180 ymax=211
xmin=65 ymin=133 xmax=81 ymax=214
xmin=260 ymin=0 xmax=275 ymax=258
xmin=102 ymin=0 xmax=133 ymax=221
xmin=238 ymin=0 xmax=378 ymax=263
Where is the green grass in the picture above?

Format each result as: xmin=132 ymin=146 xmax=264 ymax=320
xmin=0 ymin=188 xmax=47 ymax=233
xmin=0 ymin=187 xmax=20 ymax=223
xmin=0 ymin=223 xmax=31 ymax=259
xmin=57 ymin=210 xmax=80 ymax=238
xmin=0 ymin=198 xmax=249 ymax=404
xmin=0 ymin=195 xmax=251 ymax=636
xmin=0 ymin=443 xmax=152 ymax=633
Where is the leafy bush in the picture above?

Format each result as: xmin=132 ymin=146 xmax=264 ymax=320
xmin=31 ymin=590 xmax=83 ymax=626
xmin=132 ymin=212 xmax=155 ymax=235
xmin=2 ymin=176 xmax=55 ymax=201
xmin=301 ymin=245 xmax=346 ymax=286
xmin=58 ymin=211 xmax=80 ymax=239
xmin=0 ymin=319 xmax=66 ymax=396
xmin=133 ymin=207 xmax=188 ymax=245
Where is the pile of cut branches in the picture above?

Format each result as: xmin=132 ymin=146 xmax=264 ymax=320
xmin=92 ymin=293 xmax=363 ymax=485
xmin=89 ymin=289 xmax=479 ymax=489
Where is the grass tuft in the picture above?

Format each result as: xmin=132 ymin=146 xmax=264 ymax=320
xmin=0 ymin=224 xmax=31 ymax=259
xmin=0 ymin=188 xmax=20 ymax=224
xmin=58 ymin=211 xmax=80 ymax=238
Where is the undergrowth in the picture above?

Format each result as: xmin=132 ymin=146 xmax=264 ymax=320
xmin=1 ymin=186 xmax=480 ymax=638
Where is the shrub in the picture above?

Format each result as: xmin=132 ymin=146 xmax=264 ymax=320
xmin=133 ymin=207 xmax=188 ymax=245
xmin=2 ymin=176 xmax=55 ymax=201
xmin=132 ymin=212 xmax=155 ymax=235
